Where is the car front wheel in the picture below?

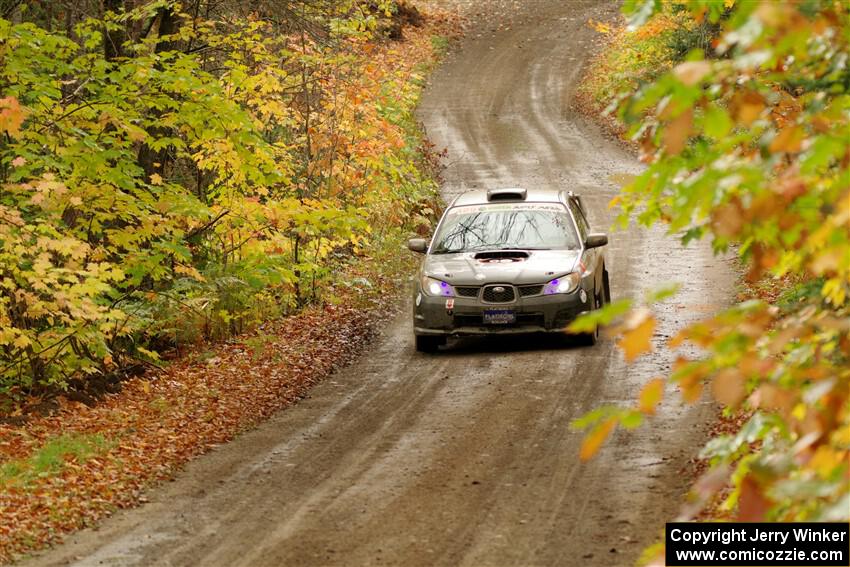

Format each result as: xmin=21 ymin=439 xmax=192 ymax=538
xmin=602 ymin=269 xmax=611 ymax=304
xmin=579 ymin=290 xmax=601 ymax=346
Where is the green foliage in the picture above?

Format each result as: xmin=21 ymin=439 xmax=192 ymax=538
xmin=0 ymin=432 xmax=111 ymax=487
xmin=0 ymin=1 xmax=440 ymax=398
xmin=566 ymin=298 xmax=632 ymax=333
xmin=576 ymin=0 xmax=849 ymax=542
xmin=430 ymin=35 xmax=450 ymax=57
xmin=578 ymin=10 xmax=690 ymax=109
xmin=665 ymin=15 xmax=722 ymax=60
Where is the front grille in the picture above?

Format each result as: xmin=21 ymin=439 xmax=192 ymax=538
xmin=482 ymin=285 xmax=516 ymax=303
xmin=455 ymin=286 xmax=480 ymax=298
xmin=518 ymin=285 xmax=544 ymax=297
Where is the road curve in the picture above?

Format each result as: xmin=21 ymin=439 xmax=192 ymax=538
xmin=20 ymin=2 xmax=735 ymax=566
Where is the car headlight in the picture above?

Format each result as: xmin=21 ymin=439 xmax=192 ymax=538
xmin=544 ymin=273 xmax=580 ymax=295
xmin=421 ymin=275 xmax=455 ymax=297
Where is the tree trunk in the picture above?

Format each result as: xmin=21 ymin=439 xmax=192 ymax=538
xmin=103 ymin=0 xmax=126 ymax=61
xmin=137 ymin=6 xmax=179 ymax=179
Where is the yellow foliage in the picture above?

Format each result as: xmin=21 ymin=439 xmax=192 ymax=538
xmin=638 ymin=378 xmax=665 ymax=415
xmin=580 ymin=418 xmax=618 ymax=461
xmin=617 ymin=308 xmax=655 ymax=361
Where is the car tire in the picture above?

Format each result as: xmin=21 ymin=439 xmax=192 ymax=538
xmin=415 ymin=335 xmax=442 ymax=353
xmin=602 ymin=269 xmax=611 ymax=304
xmin=579 ymin=290 xmax=600 ymax=346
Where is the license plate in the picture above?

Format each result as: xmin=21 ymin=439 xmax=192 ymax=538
xmin=483 ymin=309 xmax=516 ymax=325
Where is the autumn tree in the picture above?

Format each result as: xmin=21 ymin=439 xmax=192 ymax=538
xmin=0 ymin=0 xmax=436 ymax=399
xmin=572 ymin=0 xmax=849 ymax=545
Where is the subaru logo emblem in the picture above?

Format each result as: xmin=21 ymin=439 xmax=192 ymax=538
xmin=493 ymin=286 xmax=505 ymax=293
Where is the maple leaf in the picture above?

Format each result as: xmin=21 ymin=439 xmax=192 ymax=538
xmin=737 ymin=476 xmax=771 ymax=522
xmin=662 ymin=108 xmax=693 ymax=155
xmin=588 ymin=19 xmax=611 ymax=34
xmin=579 ymin=418 xmax=618 ymax=461
xmin=673 ymin=61 xmax=711 ymax=86
xmin=731 ymin=90 xmax=765 ymax=126
xmin=768 ymin=126 xmax=804 ymax=153
xmin=637 ymin=378 xmax=664 ymax=415
xmin=711 ymin=368 xmax=746 ymax=408
xmin=0 ymin=97 xmax=26 ymax=137
xmin=617 ymin=308 xmax=655 ymax=361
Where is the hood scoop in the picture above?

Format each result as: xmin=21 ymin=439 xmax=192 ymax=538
xmin=474 ymin=250 xmax=530 ymax=263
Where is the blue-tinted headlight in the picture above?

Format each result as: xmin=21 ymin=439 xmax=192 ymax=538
xmin=421 ymin=276 xmax=455 ymax=297
xmin=544 ymin=273 xmax=580 ymax=294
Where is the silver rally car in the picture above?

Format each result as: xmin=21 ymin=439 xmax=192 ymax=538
xmin=408 ymin=188 xmax=610 ymax=352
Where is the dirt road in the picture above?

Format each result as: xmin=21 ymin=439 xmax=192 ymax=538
xmin=20 ymin=2 xmax=735 ymax=566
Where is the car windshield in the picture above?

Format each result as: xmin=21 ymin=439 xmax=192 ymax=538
xmin=430 ymin=203 xmax=580 ymax=254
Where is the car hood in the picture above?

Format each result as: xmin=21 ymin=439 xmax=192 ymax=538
xmin=422 ymin=250 xmax=580 ymax=286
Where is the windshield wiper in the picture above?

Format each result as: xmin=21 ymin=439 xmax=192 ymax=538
xmin=474 ymin=246 xmax=552 ymax=251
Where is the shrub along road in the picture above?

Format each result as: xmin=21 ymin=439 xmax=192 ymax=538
xmin=20 ymin=1 xmax=736 ymax=566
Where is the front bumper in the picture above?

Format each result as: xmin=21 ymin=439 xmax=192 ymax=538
xmin=413 ymin=286 xmax=591 ymax=336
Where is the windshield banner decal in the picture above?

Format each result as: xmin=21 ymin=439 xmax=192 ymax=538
xmin=446 ymin=203 xmax=566 ymax=215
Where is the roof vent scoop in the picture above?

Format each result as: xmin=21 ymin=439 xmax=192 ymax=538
xmin=486 ymin=188 xmax=527 ymax=201
xmin=474 ymin=250 xmax=529 ymax=261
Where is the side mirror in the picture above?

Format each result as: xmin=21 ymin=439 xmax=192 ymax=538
xmin=585 ymin=233 xmax=608 ymax=249
xmin=407 ymin=238 xmax=428 ymax=253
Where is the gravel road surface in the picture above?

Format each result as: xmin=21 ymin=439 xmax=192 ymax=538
xmin=19 ymin=2 xmax=735 ymax=566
